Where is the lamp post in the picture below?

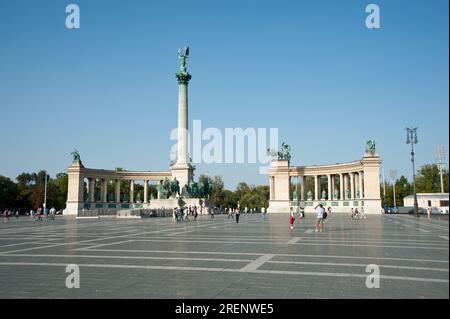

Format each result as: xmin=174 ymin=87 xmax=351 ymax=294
xmin=389 ymin=169 xmax=397 ymax=210
xmin=406 ymin=127 xmax=419 ymax=217
xmin=43 ymin=171 xmax=48 ymax=215
xmin=435 ymin=146 xmax=446 ymax=194
xmin=381 ymin=164 xmax=386 ymax=210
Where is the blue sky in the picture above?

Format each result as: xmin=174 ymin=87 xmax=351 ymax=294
xmin=0 ymin=0 xmax=448 ymax=189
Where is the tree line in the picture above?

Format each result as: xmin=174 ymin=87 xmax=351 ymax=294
xmin=0 ymin=164 xmax=447 ymax=212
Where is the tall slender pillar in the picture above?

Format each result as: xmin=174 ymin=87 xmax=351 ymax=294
xmin=344 ymin=174 xmax=348 ymax=199
xmin=144 ymin=180 xmax=148 ymax=203
xmin=115 ymin=180 xmax=121 ymax=203
xmin=301 ymin=176 xmax=306 ymax=201
xmin=157 ymin=180 xmax=162 ymax=199
xmin=130 ymin=180 xmax=134 ymax=203
xmin=314 ymin=175 xmax=319 ymax=201
xmin=350 ymin=172 xmax=355 ymax=200
xmin=359 ymin=171 xmax=364 ymax=199
xmin=339 ymin=174 xmax=344 ymax=201
xmin=101 ymin=179 xmax=108 ymax=203
xmin=89 ymin=178 xmax=95 ymax=203
xmin=327 ymin=174 xmax=332 ymax=200
xmin=172 ymin=47 xmax=194 ymax=190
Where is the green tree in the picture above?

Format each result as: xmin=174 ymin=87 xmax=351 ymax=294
xmin=415 ymin=164 xmax=449 ymax=193
xmin=0 ymin=176 xmax=19 ymax=210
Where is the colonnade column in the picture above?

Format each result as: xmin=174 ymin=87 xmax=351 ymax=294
xmin=350 ymin=173 xmax=355 ymax=200
xmin=339 ymin=174 xmax=344 ymax=200
xmin=301 ymin=176 xmax=306 ymax=201
xmin=343 ymin=174 xmax=348 ymax=199
xmin=327 ymin=174 xmax=332 ymax=200
xmin=101 ymin=179 xmax=108 ymax=203
xmin=115 ymin=180 xmax=121 ymax=203
xmin=89 ymin=178 xmax=95 ymax=203
xmin=157 ymin=181 xmax=162 ymax=199
xmin=144 ymin=180 xmax=149 ymax=204
xmin=359 ymin=171 xmax=364 ymax=199
xmin=130 ymin=180 xmax=134 ymax=203
xmin=314 ymin=175 xmax=319 ymax=201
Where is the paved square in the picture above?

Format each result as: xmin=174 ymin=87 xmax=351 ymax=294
xmin=0 ymin=213 xmax=448 ymax=299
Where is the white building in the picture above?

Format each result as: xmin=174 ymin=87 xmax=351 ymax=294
xmin=403 ymin=193 xmax=449 ymax=213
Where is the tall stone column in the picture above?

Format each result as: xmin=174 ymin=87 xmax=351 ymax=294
xmin=157 ymin=180 xmax=162 ymax=199
xmin=359 ymin=171 xmax=364 ymax=199
xmin=314 ymin=175 xmax=319 ymax=201
xmin=350 ymin=172 xmax=355 ymax=200
xmin=301 ymin=176 xmax=306 ymax=201
xmin=89 ymin=178 xmax=95 ymax=203
xmin=101 ymin=179 xmax=108 ymax=203
xmin=130 ymin=180 xmax=134 ymax=203
xmin=327 ymin=174 xmax=332 ymax=200
xmin=172 ymin=48 xmax=194 ymax=190
xmin=339 ymin=174 xmax=344 ymax=200
xmin=144 ymin=180 xmax=148 ymax=204
xmin=115 ymin=180 xmax=121 ymax=203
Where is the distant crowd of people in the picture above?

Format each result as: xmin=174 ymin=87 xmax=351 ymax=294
xmin=2 ymin=207 xmax=57 ymax=223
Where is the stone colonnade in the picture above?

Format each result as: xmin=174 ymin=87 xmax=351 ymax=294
xmin=268 ymin=151 xmax=382 ymax=214
xmin=65 ymin=161 xmax=176 ymax=216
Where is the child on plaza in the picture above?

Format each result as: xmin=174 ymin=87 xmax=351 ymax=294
xmin=289 ymin=207 xmax=295 ymax=230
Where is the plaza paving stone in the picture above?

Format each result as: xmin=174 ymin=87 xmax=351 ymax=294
xmin=0 ymin=213 xmax=448 ymax=299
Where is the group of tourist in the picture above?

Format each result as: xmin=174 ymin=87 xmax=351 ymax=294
xmin=350 ymin=207 xmax=366 ymax=220
xmin=2 ymin=209 xmax=19 ymax=223
xmin=172 ymin=205 xmax=199 ymax=222
xmin=225 ymin=207 xmax=242 ymax=223
xmin=2 ymin=206 xmax=59 ymax=223
xmin=289 ymin=204 xmax=332 ymax=232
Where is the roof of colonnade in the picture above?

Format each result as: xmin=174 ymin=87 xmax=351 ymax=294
xmin=76 ymin=167 xmax=172 ymax=181
xmin=289 ymin=160 xmax=365 ymax=176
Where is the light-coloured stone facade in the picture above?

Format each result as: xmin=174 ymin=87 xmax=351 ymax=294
xmin=268 ymin=150 xmax=382 ymax=214
xmin=65 ymin=162 xmax=201 ymax=216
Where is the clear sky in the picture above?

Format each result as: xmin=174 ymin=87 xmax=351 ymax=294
xmin=0 ymin=0 xmax=448 ymax=189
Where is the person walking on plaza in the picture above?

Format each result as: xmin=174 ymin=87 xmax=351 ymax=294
xmin=327 ymin=207 xmax=332 ymax=218
xmin=36 ymin=208 xmax=42 ymax=221
xmin=350 ymin=208 xmax=355 ymax=219
xmin=235 ymin=207 xmax=241 ymax=224
xmin=173 ymin=208 xmax=178 ymax=222
xmin=360 ymin=207 xmax=366 ymax=219
xmin=354 ymin=208 xmax=360 ymax=219
xmin=315 ymin=204 xmax=326 ymax=232
xmin=3 ymin=209 xmax=9 ymax=223
xmin=289 ymin=207 xmax=295 ymax=230
xmin=194 ymin=206 xmax=198 ymax=221
xmin=299 ymin=207 xmax=305 ymax=219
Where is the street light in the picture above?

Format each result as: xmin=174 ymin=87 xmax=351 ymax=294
xmin=435 ymin=146 xmax=446 ymax=194
xmin=406 ymin=127 xmax=419 ymax=217
xmin=381 ymin=164 xmax=387 ymax=210
xmin=389 ymin=169 xmax=397 ymax=210
xmin=43 ymin=171 xmax=48 ymax=215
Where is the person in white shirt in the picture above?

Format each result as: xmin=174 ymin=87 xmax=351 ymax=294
xmin=315 ymin=204 xmax=325 ymax=232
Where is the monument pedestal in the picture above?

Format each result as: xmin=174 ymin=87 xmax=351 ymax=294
xmin=171 ymin=163 xmax=194 ymax=191
xmin=267 ymin=160 xmax=291 ymax=214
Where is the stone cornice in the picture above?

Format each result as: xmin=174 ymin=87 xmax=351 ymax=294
xmin=68 ymin=167 xmax=172 ymax=181
xmin=290 ymin=160 xmax=365 ymax=176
